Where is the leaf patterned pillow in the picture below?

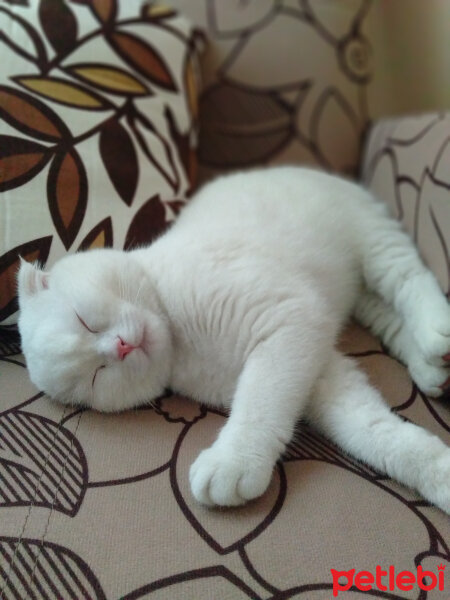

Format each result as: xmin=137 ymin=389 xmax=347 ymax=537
xmin=361 ymin=113 xmax=450 ymax=297
xmin=0 ymin=0 xmax=202 ymax=337
xmin=169 ymin=0 xmax=374 ymax=181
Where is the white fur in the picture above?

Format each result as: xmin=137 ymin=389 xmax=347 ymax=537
xmin=17 ymin=167 xmax=450 ymax=512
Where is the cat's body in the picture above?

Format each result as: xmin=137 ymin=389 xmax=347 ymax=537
xmin=18 ymin=167 xmax=450 ymax=512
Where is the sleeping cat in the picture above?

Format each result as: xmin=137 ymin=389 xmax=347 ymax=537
xmin=17 ymin=167 xmax=450 ymax=513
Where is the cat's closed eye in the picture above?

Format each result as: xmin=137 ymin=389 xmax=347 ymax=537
xmin=76 ymin=312 xmax=98 ymax=334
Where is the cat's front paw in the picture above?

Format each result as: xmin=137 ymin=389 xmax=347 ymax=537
xmin=189 ymin=444 xmax=274 ymax=507
xmin=409 ymin=355 xmax=450 ymax=397
xmin=410 ymin=306 xmax=450 ymax=396
xmin=414 ymin=306 xmax=450 ymax=364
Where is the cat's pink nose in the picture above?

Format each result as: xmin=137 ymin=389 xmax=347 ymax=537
xmin=117 ymin=337 xmax=136 ymax=360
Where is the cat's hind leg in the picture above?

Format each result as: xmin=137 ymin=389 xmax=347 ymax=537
xmin=306 ymin=349 xmax=450 ymax=514
xmin=354 ymin=288 xmax=450 ymax=396
xmin=360 ymin=204 xmax=450 ymax=376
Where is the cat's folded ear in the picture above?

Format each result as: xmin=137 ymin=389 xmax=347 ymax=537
xmin=17 ymin=258 xmax=49 ymax=304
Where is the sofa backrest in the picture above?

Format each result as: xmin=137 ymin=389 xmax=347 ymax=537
xmin=170 ymin=0 xmax=376 ymax=180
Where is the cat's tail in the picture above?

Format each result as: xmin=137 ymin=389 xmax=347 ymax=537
xmin=306 ymin=350 xmax=450 ymax=514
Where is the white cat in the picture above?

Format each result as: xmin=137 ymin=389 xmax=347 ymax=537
xmin=18 ymin=167 xmax=450 ymax=513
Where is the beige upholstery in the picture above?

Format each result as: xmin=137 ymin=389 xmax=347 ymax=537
xmin=171 ymin=0 xmax=375 ymax=179
xmin=362 ymin=113 xmax=450 ymax=296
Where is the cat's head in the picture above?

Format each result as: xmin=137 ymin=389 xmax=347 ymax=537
xmin=17 ymin=249 xmax=172 ymax=412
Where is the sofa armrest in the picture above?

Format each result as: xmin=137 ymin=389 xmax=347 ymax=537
xmin=361 ymin=113 xmax=450 ymax=296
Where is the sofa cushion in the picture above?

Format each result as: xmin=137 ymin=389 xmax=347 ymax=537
xmin=362 ymin=112 xmax=450 ymax=296
xmin=1 ymin=322 xmax=449 ymax=598
xmin=0 ymin=0 xmax=202 ymax=333
xmin=168 ymin=0 xmax=374 ymax=181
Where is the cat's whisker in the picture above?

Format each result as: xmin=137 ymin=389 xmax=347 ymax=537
xmin=134 ymin=278 xmax=145 ymax=306
xmin=118 ymin=273 xmax=125 ymax=300
xmin=122 ymin=273 xmax=131 ymax=302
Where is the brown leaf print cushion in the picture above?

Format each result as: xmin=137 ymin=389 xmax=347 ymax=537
xmin=0 ymin=0 xmax=203 ymax=337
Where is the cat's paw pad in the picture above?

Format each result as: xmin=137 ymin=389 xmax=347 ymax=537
xmin=417 ymin=330 xmax=450 ymax=364
xmin=189 ymin=445 xmax=273 ymax=507
xmin=415 ymin=308 xmax=450 ymax=364
xmin=409 ymin=358 xmax=450 ymax=397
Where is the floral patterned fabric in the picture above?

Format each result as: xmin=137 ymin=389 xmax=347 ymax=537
xmin=171 ymin=0 xmax=374 ymax=180
xmin=0 ymin=0 xmax=202 ymax=331
xmin=1 ymin=322 xmax=449 ymax=599
xmin=362 ymin=112 xmax=450 ymax=297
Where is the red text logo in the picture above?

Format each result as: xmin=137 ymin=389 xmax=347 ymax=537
xmin=331 ymin=564 xmax=446 ymax=597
